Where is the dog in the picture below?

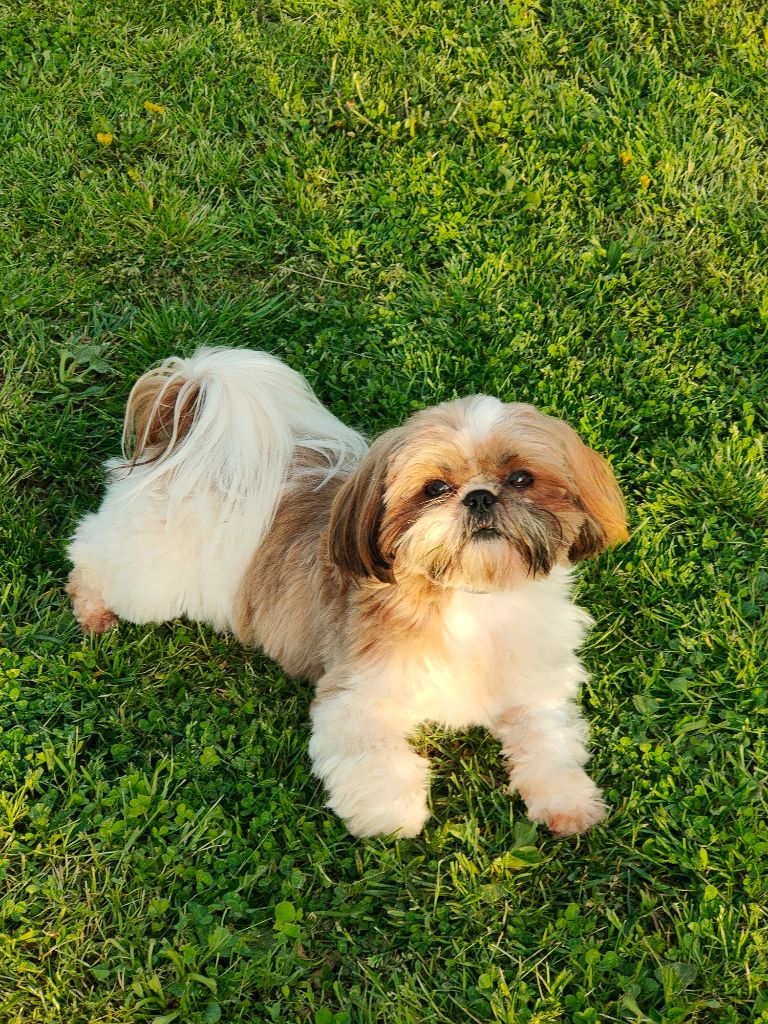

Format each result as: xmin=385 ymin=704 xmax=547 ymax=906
xmin=67 ymin=347 xmax=628 ymax=838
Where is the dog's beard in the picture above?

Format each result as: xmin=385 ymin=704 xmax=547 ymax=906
xmin=391 ymin=504 xmax=563 ymax=593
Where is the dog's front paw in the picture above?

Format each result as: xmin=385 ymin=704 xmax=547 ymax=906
xmin=543 ymin=802 xmax=607 ymax=836
xmin=521 ymin=769 xmax=607 ymax=837
xmin=341 ymin=787 xmax=431 ymax=839
xmin=313 ymin=743 xmax=431 ymax=838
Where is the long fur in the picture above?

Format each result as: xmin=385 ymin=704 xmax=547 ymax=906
xmin=120 ymin=346 xmax=366 ymax=524
xmin=67 ymin=348 xmax=366 ymax=632
xmin=67 ymin=348 xmax=628 ymax=839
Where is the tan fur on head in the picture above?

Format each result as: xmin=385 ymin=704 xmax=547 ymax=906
xmin=122 ymin=368 xmax=201 ymax=468
xmin=329 ymin=397 xmax=628 ymax=592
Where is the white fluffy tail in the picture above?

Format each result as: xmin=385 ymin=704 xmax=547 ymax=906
xmin=119 ymin=346 xmax=367 ymax=544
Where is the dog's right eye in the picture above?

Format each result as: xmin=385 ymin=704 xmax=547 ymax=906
xmin=424 ymin=479 xmax=453 ymax=498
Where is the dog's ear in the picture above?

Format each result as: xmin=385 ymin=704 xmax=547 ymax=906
xmin=328 ymin=428 xmax=404 ymax=583
xmin=560 ymin=427 xmax=629 ymax=562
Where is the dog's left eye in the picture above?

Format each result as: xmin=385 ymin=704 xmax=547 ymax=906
xmin=424 ymin=479 xmax=453 ymax=498
xmin=506 ymin=470 xmax=535 ymax=489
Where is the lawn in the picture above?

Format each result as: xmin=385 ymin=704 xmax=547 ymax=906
xmin=1 ymin=0 xmax=767 ymax=1020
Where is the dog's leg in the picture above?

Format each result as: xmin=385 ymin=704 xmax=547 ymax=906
xmin=66 ymin=494 xmax=208 ymax=632
xmin=490 ymin=702 xmax=606 ymax=836
xmin=309 ymin=679 xmax=430 ymax=838
xmin=66 ymin=565 xmax=118 ymax=634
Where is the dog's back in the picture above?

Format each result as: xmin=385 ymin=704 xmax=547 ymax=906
xmin=67 ymin=347 xmax=366 ymax=634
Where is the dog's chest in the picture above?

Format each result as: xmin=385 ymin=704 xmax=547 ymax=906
xmin=399 ymin=573 xmax=587 ymax=729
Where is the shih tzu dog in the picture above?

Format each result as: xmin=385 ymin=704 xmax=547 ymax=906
xmin=67 ymin=347 xmax=628 ymax=838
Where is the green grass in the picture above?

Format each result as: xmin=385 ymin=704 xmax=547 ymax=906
xmin=1 ymin=0 xmax=767 ymax=1020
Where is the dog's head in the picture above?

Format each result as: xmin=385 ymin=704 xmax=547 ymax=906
xmin=328 ymin=396 xmax=628 ymax=592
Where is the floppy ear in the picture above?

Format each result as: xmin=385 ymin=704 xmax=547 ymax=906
xmin=327 ymin=428 xmax=403 ymax=583
xmin=560 ymin=427 xmax=629 ymax=562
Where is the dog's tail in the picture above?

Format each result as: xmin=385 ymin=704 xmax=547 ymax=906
xmin=120 ymin=346 xmax=367 ymax=541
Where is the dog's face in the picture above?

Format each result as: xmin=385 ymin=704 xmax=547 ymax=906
xmin=329 ymin=396 xmax=628 ymax=592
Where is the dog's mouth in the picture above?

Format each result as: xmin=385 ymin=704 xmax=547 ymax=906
xmin=470 ymin=526 xmax=504 ymax=540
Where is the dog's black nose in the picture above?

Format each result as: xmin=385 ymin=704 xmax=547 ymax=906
xmin=463 ymin=489 xmax=496 ymax=514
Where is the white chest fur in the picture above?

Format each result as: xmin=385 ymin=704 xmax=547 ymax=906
xmin=310 ymin=568 xmax=603 ymax=840
xmin=392 ymin=568 xmax=592 ymax=731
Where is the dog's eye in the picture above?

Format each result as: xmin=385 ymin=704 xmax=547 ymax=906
xmin=506 ymin=470 xmax=535 ymax=489
xmin=424 ymin=479 xmax=453 ymax=498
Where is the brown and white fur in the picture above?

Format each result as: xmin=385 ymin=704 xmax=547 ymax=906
xmin=67 ymin=347 xmax=628 ymax=838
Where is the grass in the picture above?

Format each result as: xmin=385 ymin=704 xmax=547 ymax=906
xmin=1 ymin=0 xmax=767 ymax=1020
